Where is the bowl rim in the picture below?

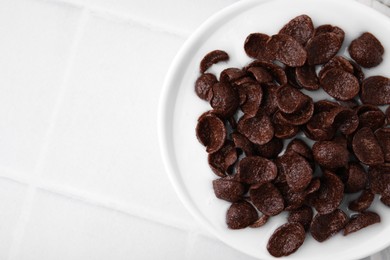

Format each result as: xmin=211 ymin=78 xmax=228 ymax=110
xmin=158 ymin=0 xmax=390 ymax=259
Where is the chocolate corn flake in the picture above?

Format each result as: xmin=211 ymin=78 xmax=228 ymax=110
xmin=279 ymin=14 xmax=314 ymax=45
xmin=208 ymin=141 xmax=237 ymax=177
xmin=310 ymin=209 xmax=348 ymax=242
xmin=237 ymin=156 xmax=277 ymax=185
xmin=320 ymin=68 xmax=360 ymax=101
xmin=295 ymin=64 xmax=320 ymax=90
xmin=344 ymin=162 xmax=368 ymax=193
xmin=250 ymin=182 xmax=285 ymax=216
xmin=211 ymin=82 xmax=239 ymax=118
xmin=237 ymin=112 xmax=274 ymax=145
xmin=267 ymin=222 xmax=305 ymax=257
xmin=376 ymin=128 xmax=390 ymax=162
xmin=244 ymin=33 xmax=272 ymax=61
xmin=288 ymin=205 xmax=313 ymax=231
xmin=349 ymin=189 xmax=375 ymax=212
xmin=311 ymin=171 xmax=344 ymax=215
xmin=343 ymin=211 xmax=380 ymax=236
xmin=213 ymin=178 xmax=245 ymax=202
xmin=312 ymin=141 xmax=349 ymax=169
xmin=352 ymin=127 xmax=384 ymax=166
xmin=361 ymin=76 xmax=390 ymax=105
xmin=200 ymin=50 xmax=229 ymax=73
xmin=306 ymin=33 xmax=342 ymax=65
xmin=349 ymin=32 xmax=384 ymax=68
xmin=196 ymin=113 xmax=226 ymax=153
xmin=226 ymin=201 xmax=258 ymax=229
xmin=195 ymin=73 xmax=217 ymax=101
xmin=267 ymin=34 xmax=307 ymax=67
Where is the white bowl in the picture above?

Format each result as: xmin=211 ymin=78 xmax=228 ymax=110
xmin=158 ymin=0 xmax=390 ymax=259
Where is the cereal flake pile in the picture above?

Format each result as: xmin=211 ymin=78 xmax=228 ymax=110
xmin=195 ymin=15 xmax=390 ymax=257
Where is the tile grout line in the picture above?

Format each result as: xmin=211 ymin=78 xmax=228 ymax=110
xmin=7 ymin=8 xmax=90 ymax=260
xmin=36 ymin=180 xmax=197 ymax=233
xmin=40 ymin=0 xmax=190 ymax=39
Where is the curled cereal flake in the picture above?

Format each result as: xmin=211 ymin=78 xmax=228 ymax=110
xmin=267 ymin=223 xmax=305 ymax=257
xmin=231 ymin=132 xmax=255 ymax=156
xmin=310 ymin=209 xmax=348 ymax=242
xmin=213 ymin=178 xmax=245 ymax=202
xmin=250 ymin=214 xmax=269 ymax=228
xmin=314 ymin=100 xmax=340 ymax=113
xmin=345 ymin=162 xmax=368 ymax=193
xmin=335 ymin=109 xmax=359 ymax=135
xmin=237 ymin=156 xmax=277 ymax=185
xmin=350 ymin=59 xmax=365 ymax=84
xmin=311 ymin=171 xmax=344 ymax=215
xmin=306 ymin=33 xmax=341 ymax=65
xmin=285 ymin=138 xmax=313 ymax=162
xmin=237 ymin=113 xmax=274 ymax=145
xmin=261 ymin=83 xmax=280 ymax=116
xmin=244 ymin=33 xmax=272 ymax=60
xmin=349 ymin=189 xmax=375 ymax=212
xmin=320 ymin=68 xmax=360 ymax=101
xmin=305 ymin=177 xmax=321 ymax=195
xmin=279 ymin=14 xmax=314 ymax=45
xmin=200 ymin=50 xmax=229 ymax=73
xmin=361 ymin=76 xmax=390 ymax=105
xmin=288 ymin=205 xmax=313 ymax=231
xmin=343 ymin=211 xmax=380 ymax=236
xmin=368 ymin=164 xmax=390 ymax=194
xmin=312 ymin=141 xmax=349 ymax=169
xmin=250 ymin=183 xmax=285 ymax=216
xmin=237 ymin=82 xmax=263 ymax=117
xmin=319 ymin=56 xmax=354 ymax=79
xmin=275 ymin=99 xmax=314 ymax=126
xmin=348 ymin=32 xmax=384 ymax=68
xmin=254 ymin=137 xmax=283 ymax=159
xmin=315 ymin=24 xmax=345 ymax=43
xmin=280 ymin=153 xmax=312 ymax=192
xmin=220 ymin=68 xmax=247 ymax=84
xmin=208 ymin=141 xmax=237 ymax=177
xmin=196 ymin=113 xmax=226 ymax=153
xmin=285 ymin=66 xmax=302 ymax=89
xmin=352 ymin=127 xmax=384 ymax=166
xmin=195 ymin=73 xmax=217 ymax=101
xmin=246 ymin=61 xmax=288 ymax=86
xmin=359 ymin=110 xmax=386 ymax=131
xmin=226 ymin=201 xmax=258 ymax=229
xmin=304 ymin=112 xmax=335 ymax=141
xmin=376 ymin=128 xmax=390 ymax=162
xmin=233 ymin=76 xmax=256 ymax=88
xmin=276 ymin=85 xmax=310 ymax=114
xmin=275 ymin=182 xmax=306 ymax=210
xmin=267 ymin=34 xmax=307 ymax=67
xmin=247 ymin=66 xmax=273 ymax=84
xmin=381 ymin=195 xmax=390 ymax=207
xmin=295 ymin=64 xmax=320 ymax=90
xmin=211 ymin=82 xmax=239 ymax=118
xmin=273 ymin=122 xmax=299 ymax=139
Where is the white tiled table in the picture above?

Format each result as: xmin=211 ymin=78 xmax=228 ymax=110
xmin=0 ymin=0 xmax=388 ymax=259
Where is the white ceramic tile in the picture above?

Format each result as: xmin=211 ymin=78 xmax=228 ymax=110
xmin=0 ymin=179 xmax=27 ymax=259
xmin=355 ymin=0 xmax=374 ymax=6
xmin=370 ymin=248 xmax=390 ymax=260
xmin=39 ymin=15 xmax=195 ymax=226
xmin=373 ymin=0 xmax=390 ymax=16
xmin=16 ymin=190 xmax=188 ymax=260
xmin=0 ymin=0 xmax=82 ymax=175
xmin=50 ymin=0 xmax=238 ymax=35
xmin=188 ymin=233 xmax=258 ymax=260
